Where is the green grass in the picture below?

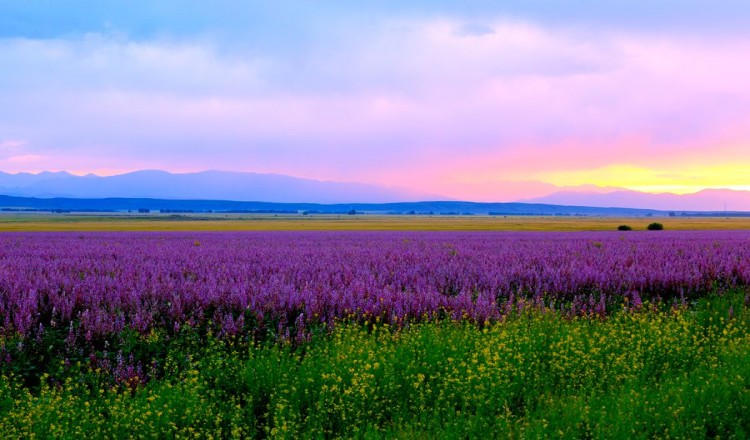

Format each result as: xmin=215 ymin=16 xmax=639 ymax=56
xmin=1 ymin=292 xmax=749 ymax=438
xmin=2 ymin=213 xmax=750 ymax=231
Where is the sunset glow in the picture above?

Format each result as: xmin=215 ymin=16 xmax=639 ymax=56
xmin=544 ymin=163 xmax=750 ymax=195
xmin=2 ymin=2 xmax=750 ymax=204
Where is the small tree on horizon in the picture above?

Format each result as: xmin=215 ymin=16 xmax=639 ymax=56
xmin=647 ymin=222 xmax=664 ymax=231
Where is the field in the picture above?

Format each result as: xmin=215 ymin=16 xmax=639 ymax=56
xmin=2 ymin=212 xmax=750 ymax=231
xmin=1 ymin=226 xmax=749 ymax=437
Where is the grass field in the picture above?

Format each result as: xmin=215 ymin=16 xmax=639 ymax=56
xmin=2 ymin=291 xmax=748 ymax=438
xmin=2 ymin=213 xmax=750 ymax=231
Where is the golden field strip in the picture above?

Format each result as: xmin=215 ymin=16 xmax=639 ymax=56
xmin=1 ymin=213 xmax=750 ymax=231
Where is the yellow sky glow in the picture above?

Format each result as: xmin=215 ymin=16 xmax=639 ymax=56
xmin=544 ymin=163 xmax=750 ymax=194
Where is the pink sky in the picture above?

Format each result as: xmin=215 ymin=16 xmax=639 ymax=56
xmin=2 ymin=10 xmax=750 ymax=201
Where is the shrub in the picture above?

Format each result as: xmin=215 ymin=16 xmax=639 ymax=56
xmin=647 ymin=222 xmax=664 ymax=231
xmin=617 ymin=225 xmax=633 ymax=231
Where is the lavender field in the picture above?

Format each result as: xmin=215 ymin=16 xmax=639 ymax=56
xmin=2 ymin=230 xmax=750 ymax=341
xmin=2 ymin=230 xmax=750 ymax=437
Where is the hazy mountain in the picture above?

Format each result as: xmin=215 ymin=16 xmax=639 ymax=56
xmin=0 ymin=170 xmax=441 ymax=203
xmin=436 ymin=181 xmax=624 ymax=203
xmin=3 ymin=171 xmax=748 ymax=211
xmin=0 ymin=171 xmax=74 ymax=188
xmin=525 ymin=188 xmax=750 ymax=211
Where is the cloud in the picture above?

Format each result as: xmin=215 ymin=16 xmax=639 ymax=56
xmin=454 ymin=23 xmax=495 ymax=37
xmin=0 ymin=140 xmax=27 ymax=149
xmin=1 ymin=17 xmax=750 ymax=195
xmin=0 ymin=35 xmax=266 ymax=96
xmin=4 ymin=1 xmax=750 ymax=41
xmin=3 ymin=154 xmax=44 ymax=164
xmin=655 ymin=173 xmax=701 ymax=180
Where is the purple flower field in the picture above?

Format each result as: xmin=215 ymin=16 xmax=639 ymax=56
xmin=2 ymin=231 xmax=750 ymax=341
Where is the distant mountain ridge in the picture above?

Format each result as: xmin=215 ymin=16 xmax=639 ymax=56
xmin=525 ymin=188 xmax=750 ymax=212
xmin=0 ymin=170 xmax=439 ymax=204
xmin=2 ymin=170 xmax=749 ymax=212
xmin=0 ymin=194 xmax=667 ymax=216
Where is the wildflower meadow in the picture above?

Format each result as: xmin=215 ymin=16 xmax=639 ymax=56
xmin=1 ymin=231 xmax=749 ymax=438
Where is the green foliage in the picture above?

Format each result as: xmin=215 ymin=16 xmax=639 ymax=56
xmin=617 ymin=225 xmax=633 ymax=231
xmin=648 ymin=222 xmax=665 ymax=230
xmin=1 ymin=291 xmax=749 ymax=438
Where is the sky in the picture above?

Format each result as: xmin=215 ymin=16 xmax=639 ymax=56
xmin=2 ymin=1 xmax=750 ymax=201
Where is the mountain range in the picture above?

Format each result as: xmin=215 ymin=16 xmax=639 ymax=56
xmin=524 ymin=189 xmax=750 ymax=212
xmin=0 ymin=170 xmax=749 ymax=212
xmin=0 ymin=170 xmax=437 ymax=204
